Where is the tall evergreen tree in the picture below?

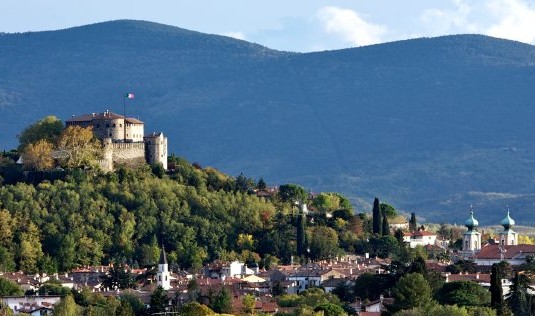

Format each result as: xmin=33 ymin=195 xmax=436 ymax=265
xmin=507 ymin=272 xmax=532 ymax=316
xmin=382 ymin=214 xmax=390 ymax=236
xmin=372 ymin=197 xmax=382 ymax=235
xmin=149 ymin=286 xmax=168 ymax=315
xmin=256 ymin=177 xmax=267 ymax=190
xmin=409 ymin=212 xmax=417 ymax=232
xmin=490 ymin=263 xmax=504 ymax=315
xmin=296 ymin=213 xmax=306 ymax=257
xmin=211 ymin=287 xmax=233 ymax=314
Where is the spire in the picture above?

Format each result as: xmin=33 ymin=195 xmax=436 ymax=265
xmin=464 ymin=206 xmax=479 ymax=231
xmin=159 ymin=246 xmax=168 ymax=265
xmin=501 ymin=208 xmax=515 ymax=230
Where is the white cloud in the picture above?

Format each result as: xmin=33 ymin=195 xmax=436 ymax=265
xmin=420 ymin=0 xmax=478 ymax=36
xmin=222 ymin=31 xmax=245 ymax=40
xmin=485 ymin=0 xmax=535 ymax=44
xmin=316 ymin=6 xmax=386 ymax=46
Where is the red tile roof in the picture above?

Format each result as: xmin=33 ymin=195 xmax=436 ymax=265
xmin=67 ymin=112 xmax=144 ymax=124
xmin=446 ymin=273 xmax=491 ymax=283
xmin=405 ymin=230 xmax=436 ymax=237
xmin=476 ymin=244 xmax=535 ymax=260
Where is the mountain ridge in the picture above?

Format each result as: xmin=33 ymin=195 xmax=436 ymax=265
xmin=1 ymin=20 xmax=535 ymax=224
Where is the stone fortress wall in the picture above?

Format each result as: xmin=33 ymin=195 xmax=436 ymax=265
xmin=67 ymin=110 xmax=168 ymax=171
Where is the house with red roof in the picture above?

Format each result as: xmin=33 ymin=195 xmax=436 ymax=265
xmin=403 ymin=229 xmax=437 ymax=248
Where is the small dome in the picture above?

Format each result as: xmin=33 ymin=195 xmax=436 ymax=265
xmin=465 ymin=209 xmax=479 ymax=230
xmin=501 ymin=210 xmax=515 ymax=230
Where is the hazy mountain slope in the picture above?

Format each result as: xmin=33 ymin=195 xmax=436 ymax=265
xmin=2 ymin=20 xmax=535 ymax=224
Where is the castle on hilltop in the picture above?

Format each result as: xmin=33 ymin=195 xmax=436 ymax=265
xmin=66 ymin=110 xmax=167 ymax=171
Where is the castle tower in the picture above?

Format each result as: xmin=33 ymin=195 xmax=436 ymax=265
xmin=499 ymin=209 xmax=517 ymax=246
xmin=144 ymin=132 xmax=168 ymax=170
xmin=462 ymin=208 xmax=481 ymax=252
xmin=157 ymin=246 xmax=171 ymax=290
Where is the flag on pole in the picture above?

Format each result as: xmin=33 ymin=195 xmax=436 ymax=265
xmin=125 ymin=93 xmax=135 ymax=99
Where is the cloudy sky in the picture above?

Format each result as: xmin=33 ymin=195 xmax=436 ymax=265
xmin=2 ymin=0 xmax=535 ymax=52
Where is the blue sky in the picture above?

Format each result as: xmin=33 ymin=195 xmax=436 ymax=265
xmin=2 ymin=0 xmax=535 ymax=52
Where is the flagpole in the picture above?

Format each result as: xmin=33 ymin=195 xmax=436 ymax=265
xmin=123 ymin=94 xmax=126 ymax=143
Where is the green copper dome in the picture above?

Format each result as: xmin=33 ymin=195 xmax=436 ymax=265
xmin=464 ymin=209 xmax=479 ymax=231
xmin=501 ymin=210 xmax=515 ymax=230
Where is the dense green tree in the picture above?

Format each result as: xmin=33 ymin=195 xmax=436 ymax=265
xmin=0 ymin=302 xmax=14 ymax=316
xmin=389 ymin=273 xmax=434 ymax=314
xmin=210 ymin=287 xmax=233 ymax=314
xmin=119 ymin=292 xmax=146 ymax=316
xmin=314 ymin=303 xmax=347 ymax=316
xmin=409 ymin=212 xmax=417 ymax=232
xmin=353 ymin=272 xmax=396 ymax=301
xmin=506 ymin=272 xmax=532 ymax=316
xmin=308 ymin=226 xmax=340 ymax=261
xmin=0 ymin=277 xmax=23 ymax=296
xmin=39 ymin=282 xmax=71 ymax=296
xmin=394 ymin=228 xmax=405 ymax=243
xmin=149 ymin=286 xmax=168 ymax=315
xmin=296 ymin=213 xmax=306 ymax=257
xmin=178 ymin=302 xmax=214 ymax=316
xmin=115 ymin=299 xmax=134 ymax=316
xmin=382 ymin=213 xmax=390 ymax=236
xmin=101 ymin=262 xmax=135 ymax=290
xmin=380 ymin=203 xmax=397 ymax=218
xmin=0 ymin=247 xmax=16 ymax=272
xmin=242 ymin=294 xmax=255 ymax=315
xmin=332 ymin=281 xmax=355 ymax=303
xmin=446 ymin=260 xmax=478 ymax=274
xmin=490 ymin=263 xmax=504 ymax=314
xmin=256 ymin=177 xmax=267 ymax=190
xmin=372 ymin=197 xmax=382 ymax=235
xmin=18 ymin=115 xmax=64 ymax=151
xmin=234 ymin=172 xmax=254 ymax=193
xmin=17 ymin=222 xmax=43 ymax=273
xmin=53 ymin=295 xmax=80 ymax=316
xmin=435 ymin=281 xmax=491 ymax=307
xmin=278 ymin=184 xmax=308 ymax=203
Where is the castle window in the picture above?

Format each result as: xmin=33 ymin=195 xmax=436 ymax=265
xmin=113 ymin=124 xmax=116 ymax=127
xmin=119 ymin=124 xmax=122 ymax=127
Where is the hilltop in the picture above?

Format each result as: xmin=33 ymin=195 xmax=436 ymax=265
xmin=1 ymin=20 xmax=535 ymax=223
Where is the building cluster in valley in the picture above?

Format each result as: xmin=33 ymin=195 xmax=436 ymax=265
xmin=66 ymin=110 xmax=168 ymax=171
xmin=2 ymin=209 xmax=535 ymax=315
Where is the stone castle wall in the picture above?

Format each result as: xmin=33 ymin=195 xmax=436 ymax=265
xmin=99 ymin=142 xmax=146 ymax=171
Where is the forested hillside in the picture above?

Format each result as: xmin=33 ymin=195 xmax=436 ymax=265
xmin=2 ymin=20 xmax=535 ymax=223
xmin=0 ymin=155 xmax=388 ymax=273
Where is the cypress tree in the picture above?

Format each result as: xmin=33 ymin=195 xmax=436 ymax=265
xmin=382 ymin=213 xmax=390 ymax=236
xmin=372 ymin=197 xmax=382 ymax=235
xmin=296 ymin=213 xmax=306 ymax=257
xmin=409 ymin=212 xmax=417 ymax=232
xmin=507 ymin=272 xmax=531 ymax=316
xmin=490 ymin=263 xmax=504 ymax=315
